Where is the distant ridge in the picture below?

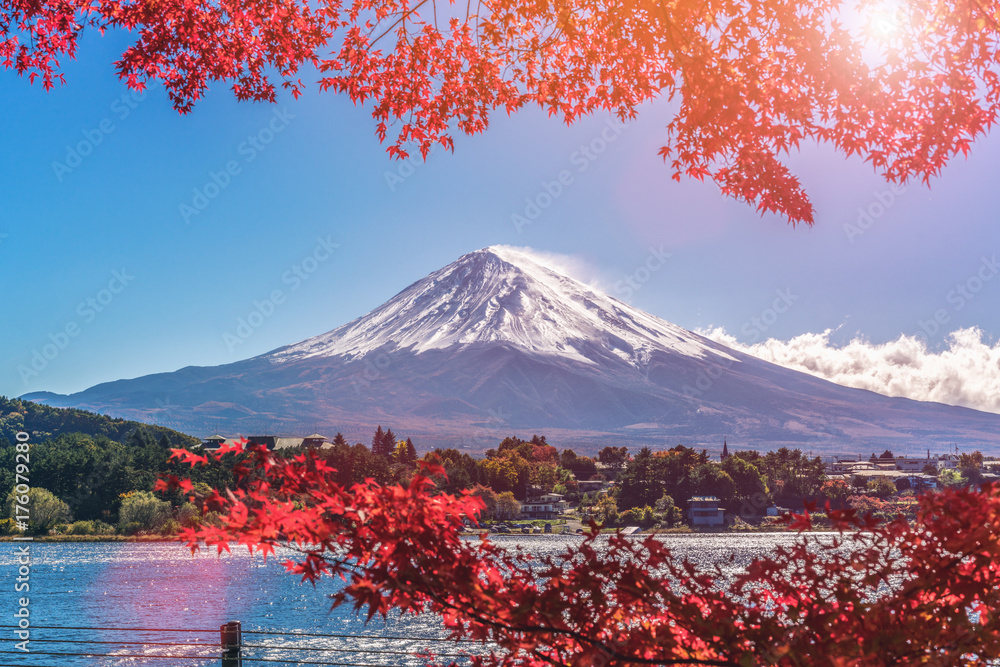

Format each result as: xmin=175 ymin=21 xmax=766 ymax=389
xmin=0 ymin=395 xmax=198 ymax=446
xmin=24 ymin=246 xmax=1000 ymax=455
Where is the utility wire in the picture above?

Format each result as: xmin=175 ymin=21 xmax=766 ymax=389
xmin=0 ymin=624 xmax=212 ymax=634
xmin=0 ymin=624 xmax=478 ymax=643
xmin=241 ymin=659 xmax=434 ymax=666
xmin=245 ymin=629 xmax=481 ymax=643
xmin=27 ymin=638 xmax=219 ymax=648
xmin=28 ymin=636 xmax=475 ymax=657
xmin=0 ymin=650 xmax=216 ymax=660
xmin=0 ymin=651 xmax=436 ymax=667
xmin=243 ymin=644 xmax=474 ymax=657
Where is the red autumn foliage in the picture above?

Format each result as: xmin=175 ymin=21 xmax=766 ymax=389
xmin=160 ymin=440 xmax=1000 ymax=666
xmin=4 ymin=0 xmax=1000 ymax=223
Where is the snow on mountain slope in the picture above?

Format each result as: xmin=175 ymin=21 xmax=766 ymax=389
xmin=23 ymin=245 xmax=1000 ymax=453
xmin=270 ymin=246 xmax=736 ymax=367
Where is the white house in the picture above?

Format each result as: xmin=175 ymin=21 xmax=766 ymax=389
xmin=688 ymin=496 xmax=725 ymax=527
xmin=520 ymin=493 xmax=568 ymax=520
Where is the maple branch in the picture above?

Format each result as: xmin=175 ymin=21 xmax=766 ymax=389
xmin=404 ymin=564 xmax=740 ymax=667
xmin=972 ymin=0 xmax=1000 ymax=32
xmin=369 ymin=0 xmax=434 ymax=48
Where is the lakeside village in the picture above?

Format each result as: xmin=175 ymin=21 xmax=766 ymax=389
xmin=197 ymin=433 xmax=1000 ymax=533
xmin=6 ymin=409 xmax=996 ymax=537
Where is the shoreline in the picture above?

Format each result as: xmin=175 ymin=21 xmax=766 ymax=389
xmin=0 ymin=535 xmax=181 ymax=543
xmin=3 ymin=525 xmax=844 ymax=543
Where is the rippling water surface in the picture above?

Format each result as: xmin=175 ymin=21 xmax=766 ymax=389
xmin=0 ymin=534 xmax=826 ymax=666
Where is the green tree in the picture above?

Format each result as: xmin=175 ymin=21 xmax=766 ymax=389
xmin=689 ymin=463 xmax=736 ymax=508
xmin=593 ymin=494 xmax=619 ymax=527
xmin=494 ymin=492 xmax=521 ymax=521
xmin=597 ymin=446 xmax=629 ymax=468
xmin=958 ymin=451 xmax=985 ymax=486
xmin=559 ymin=450 xmax=598 ymax=478
xmin=721 ymin=456 xmax=767 ymax=512
xmin=30 ymin=433 xmax=132 ymax=522
xmin=424 ymin=448 xmax=481 ymax=494
xmin=117 ymin=490 xmax=171 ymax=534
xmin=469 ymin=485 xmax=497 ymax=521
xmin=866 ymin=477 xmax=898 ymax=499
xmin=615 ymin=447 xmax=663 ymax=510
xmin=654 ymin=493 xmax=681 ymax=527
xmin=758 ymin=448 xmax=825 ymax=502
xmin=326 ymin=442 xmax=391 ymax=486
xmin=371 ymin=426 xmax=388 ymax=457
xmin=383 ymin=429 xmax=397 ymax=456
xmin=394 ymin=439 xmax=418 ymax=465
xmin=938 ymin=468 xmax=966 ymax=488
xmin=656 ymin=445 xmax=710 ymax=511
xmin=5 ymin=487 xmax=72 ymax=534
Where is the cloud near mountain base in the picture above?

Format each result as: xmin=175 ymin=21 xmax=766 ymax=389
xmin=699 ymin=326 xmax=1000 ymax=415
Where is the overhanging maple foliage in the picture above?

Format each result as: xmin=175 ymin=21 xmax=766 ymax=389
xmin=4 ymin=0 xmax=999 ymax=223
xmin=158 ymin=440 xmax=1000 ymax=666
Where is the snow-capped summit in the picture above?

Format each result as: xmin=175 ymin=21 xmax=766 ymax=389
xmin=270 ymin=246 xmax=734 ymax=366
xmin=26 ymin=246 xmax=1000 ymax=453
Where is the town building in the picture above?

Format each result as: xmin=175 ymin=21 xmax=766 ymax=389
xmin=577 ymin=479 xmax=608 ymax=493
xmin=520 ymin=493 xmax=567 ymax=520
xmin=688 ymin=496 xmax=725 ymax=527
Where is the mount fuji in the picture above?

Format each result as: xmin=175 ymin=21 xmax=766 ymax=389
xmin=24 ymin=246 xmax=1000 ymax=454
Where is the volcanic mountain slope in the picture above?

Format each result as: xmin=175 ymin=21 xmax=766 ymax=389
xmin=25 ymin=246 xmax=1000 ymax=454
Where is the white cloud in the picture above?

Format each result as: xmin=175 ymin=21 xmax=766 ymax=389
xmin=699 ymin=326 xmax=1000 ymax=415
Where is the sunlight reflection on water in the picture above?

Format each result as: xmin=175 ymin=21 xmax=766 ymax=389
xmin=0 ymin=534 xmax=832 ymax=666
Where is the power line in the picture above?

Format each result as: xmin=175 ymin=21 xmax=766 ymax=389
xmin=241 ymin=659 xmax=433 ymax=666
xmin=242 ymin=644 xmax=473 ymax=657
xmin=244 ymin=629 xmax=480 ymax=643
xmin=0 ymin=651 xmax=440 ymax=667
xmin=0 ymin=650 xmax=216 ymax=661
xmin=0 ymin=624 xmax=475 ymax=643
xmin=0 ymin=624 xmax=212 ymax=634
xmin=29 ymin=636 xmax=475 ymax=657
xmin=29 ymin=638 xmax=220 ymax=648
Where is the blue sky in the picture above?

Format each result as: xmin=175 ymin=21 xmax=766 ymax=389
xmin=2 ymin=29 xmax=999 ymax=407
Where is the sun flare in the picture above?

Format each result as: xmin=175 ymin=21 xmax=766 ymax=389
xmin=862 ymin=1 xmax=909 ymax=44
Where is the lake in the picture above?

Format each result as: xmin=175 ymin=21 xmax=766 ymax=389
xmin=0 ymin=533 xmax=819 ymax=666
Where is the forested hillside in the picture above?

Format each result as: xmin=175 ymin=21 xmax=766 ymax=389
xmin=0 ymin=396 xmax=198 ymax=446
